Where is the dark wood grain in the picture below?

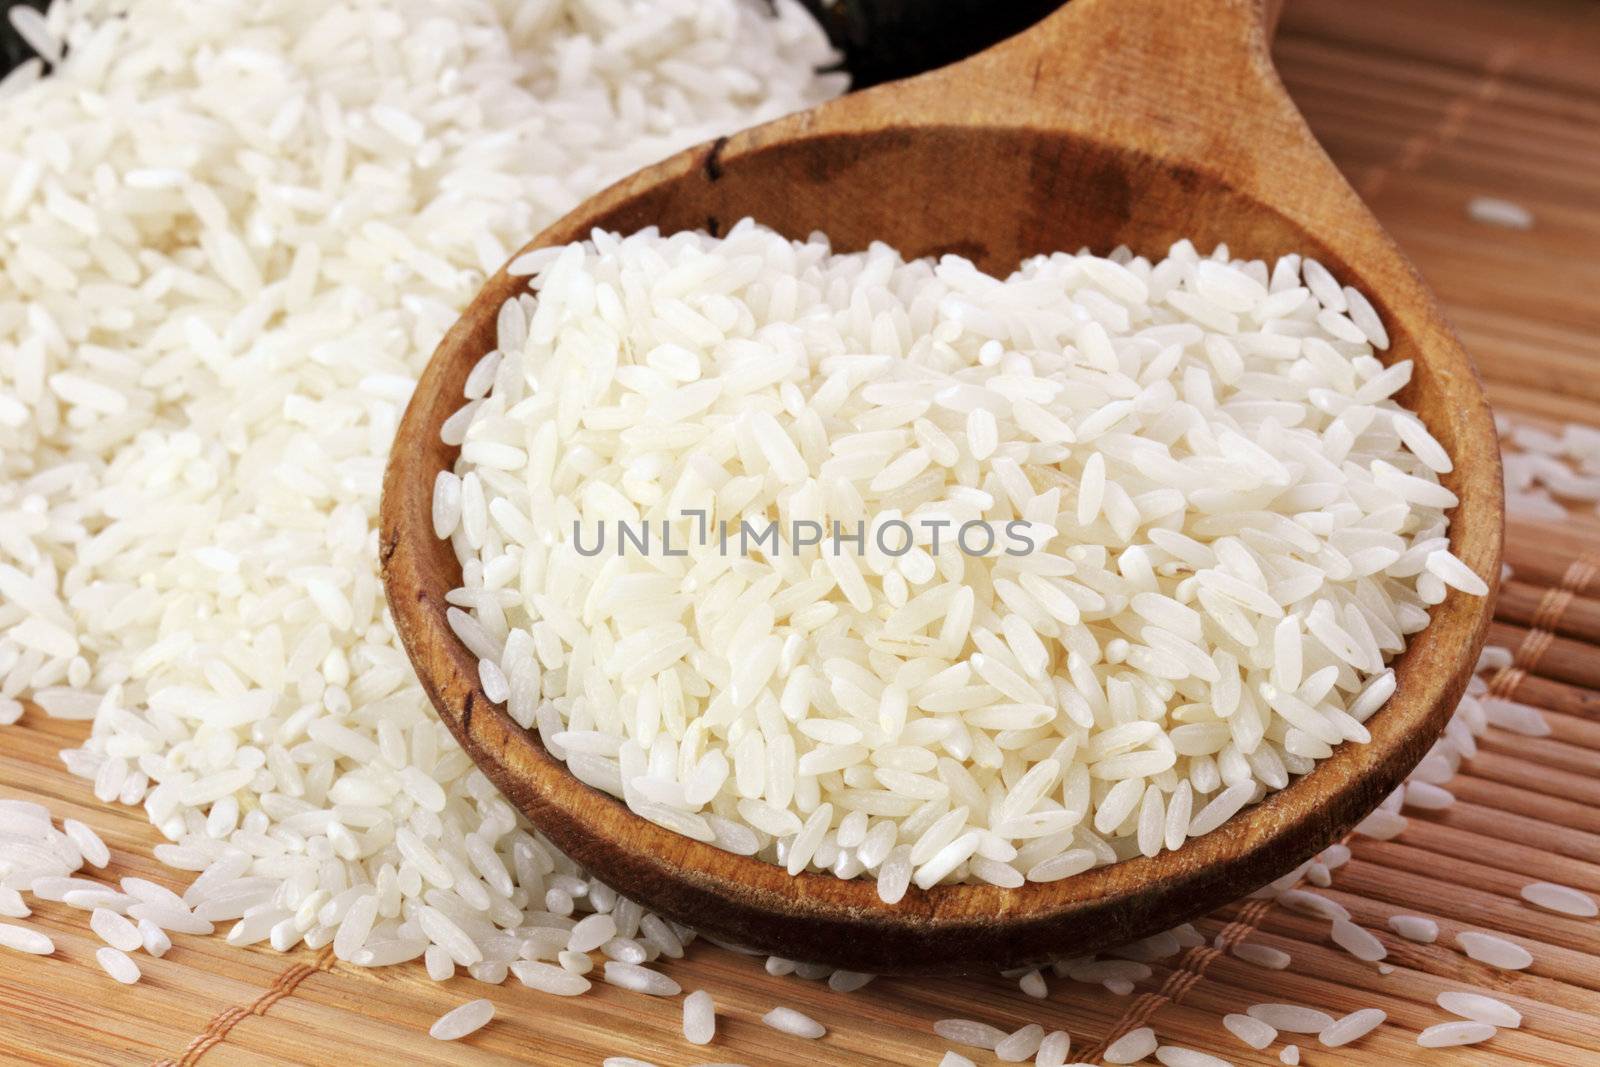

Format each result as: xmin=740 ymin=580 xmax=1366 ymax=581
xmin=379 ymin=0 xmax=1503 ymax=974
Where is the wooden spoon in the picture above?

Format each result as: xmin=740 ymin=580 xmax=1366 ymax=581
xmin=380 ymin=0 xmax=1502 ymax=974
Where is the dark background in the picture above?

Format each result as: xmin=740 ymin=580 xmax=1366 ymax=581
xmin=2 ymin=0 xmax=46 ymax=76
xmin=1 ymin=0 xmax=1064 ymax=87
xmin=794 ymin=0 xmax=1064 ymax=87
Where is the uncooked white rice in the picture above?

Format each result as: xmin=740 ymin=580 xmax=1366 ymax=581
xmin=1456 ymin=931 xmax=1533 ymax=970
xmin=138 ymin=919 xmax=171 ymax=959
xmin=128 ymin=903 xmax=211 ymax=936
xmin=1437 ymin=990 xmax=1521 ymax=1028
xmin=1417 ymin=1020 xmax=1496 ymax=1048
xmin=121 ymin=880 xmax=180 ymax=910
xmin=90 ymin=908 xmax=142 ymax=953
xmin=762 ymin=1006 xmax=826 ymax=1039
xmin=1483 ymin=698 xmax=1551 ymax=737
xmin=1301 ymin=259 xmax=1346 ymax=313
xmin=510 ymin=960 xmax=591 ymax=997
xmin=1278 ymin=890 xmax=1349 ymax=922
xmin=934 ymin=1019 xmax=1008 ymax=1050
xmin=0 ymin=0 xmax=838 ymax=1019
xmin=0 ymin=924 xmax=53 ymax=955
xmin=1519 ymin=881 xmax=1597 ymax=918
xmin=0 ymin=889 xmax=28 ymax=919
xmin=29 ymin=878 xmax=101 ymax=903
xmin=1062 ymin=959 xmax=1151 ymax=985
xmin=1035 ymin=1030 xmax=1071 ymax=1067
xmin=442 ymin=220 xmax=1480 ymax=899
xmin=994 ymin=1023 xmax=1044 ymax=1062
xmin=61 ymin=820 xmax=108 ymax=869
xmin=468 ymin=960 xmax=509 ymax=986
xmin=827 ymin=969 xmax=875 ymax=993
xmin=1318 ymin=1008 xmax=1385 ymax=1048
xmin=1231 ymin=942 xmax=1291 ymax=969
xmin=1495 ymin=413 xmax=1600 ymax=521
xmin=1387 ymin=915 xmax=1438 ymax=943
xmin=1223 ymin=1013 xmax=1276 ymax=1050
xmin=1466 ymin=197 xmax=1534 ymax=230
xmin=430 ymin=999 xmax=495 ymax=1041
xmin=66 ymin=890 xmax=126 ymax=915
xmin=1103 ymin=1026 xmax=1158 ymax=1064
xmin=603 ymin=961 xmax=681 ymax=997
xmin=1402 ymin=781 xmax=1455 ymax=811
xmin=568 ymin=914 xmax=619 ymax=954
xmin=1425 ymin=550 xmax=1489 ymax=596
xmin=6 ymin=3 xmax=60 ymax=65
xmin=1355 ymin=808 xmax=1408 ymax=840
xmin=1155 ymin=1046 xmax=1234 ymax=1067
xmin=1330 ymin=918 xmax=1387 ymax=962
xmin=683 ymin=990 xmax=716 ymax=1045
xmin=95 ymin=946 xmax=141 ymax=985
xmin=1246 ymin=1004 xmax=1335 ymax=1034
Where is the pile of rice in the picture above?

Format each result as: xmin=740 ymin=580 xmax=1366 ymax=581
xmin=0 ymin=0 xmax=838 ymax=964
xmin=1497 ymin=414 xmax=1600 ymax=521
xmin=437 ymin=221 xmax=1487 ymax=900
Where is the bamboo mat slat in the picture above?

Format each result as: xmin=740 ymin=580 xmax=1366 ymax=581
xmin=4 ymin=0 xmax=1600 ymax=1063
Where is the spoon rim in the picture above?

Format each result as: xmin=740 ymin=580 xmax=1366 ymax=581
xmin=379 ymin=124 xmax=1504 ymax=973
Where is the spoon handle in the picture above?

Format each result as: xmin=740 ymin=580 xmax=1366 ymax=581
xmin=897 ymin=0 xmax=1308 ymax=175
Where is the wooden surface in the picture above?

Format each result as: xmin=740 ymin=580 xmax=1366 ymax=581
xmin=381 ymin=0 xmax=1500 ymax=974
xmin=5 ymin=0 xmax=1599 ymax=1061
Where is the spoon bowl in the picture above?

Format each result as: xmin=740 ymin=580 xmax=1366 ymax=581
xmin=381 ymin=0 xmax=1502 ymax=973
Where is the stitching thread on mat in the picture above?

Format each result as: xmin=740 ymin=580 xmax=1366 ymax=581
xmin=1082 ymin=898 xmax=1275 ymax=1060
xmin=1359 ymin=41 xmax=1519 ymax=198
xmin=1514 ymin=624 xmax=1556 ymax=674
xmin=1528 ymin=586 xmax=1572 ymax=637
xmin=153 ymin=946 xmax=335 ymax=1067
xmin=1563 ymin=552 xmax=1600 ymax=598
xmin=1493 ymin=550 xmax=1600 ymax=699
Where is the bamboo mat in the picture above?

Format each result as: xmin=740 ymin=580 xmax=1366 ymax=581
xmin=3 ymin=0 xmax=1599 ymax=1063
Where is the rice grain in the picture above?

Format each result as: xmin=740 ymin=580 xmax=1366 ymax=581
xmin=1417 ymin=1021 xmax=1496 ymax=1048
xmin=1520 ymin=882 xmax=1597 ymax=918
xmin=1318 ymin=1008 xmax=1386 ymax=1048
xmin=96 ymin=947 xmax=141 ymax=985
xmin=763 ymin=1006 xmax=825 ymax=1039
xmin=1456 ymin=932 xmax=1533 ymax=970
xmin=430 ymin=999 xmax=495 ymax=1041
